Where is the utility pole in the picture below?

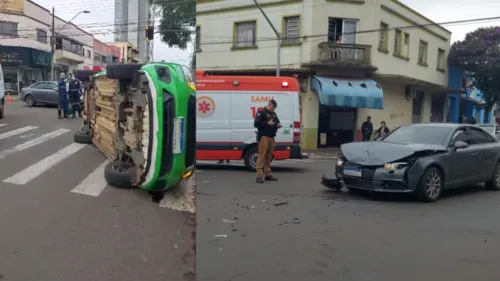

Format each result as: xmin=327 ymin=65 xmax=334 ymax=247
xmin=50 ymin=7 xmax=55 ymax=81
xmin=252 ymin=0 xmax=280 ymax=76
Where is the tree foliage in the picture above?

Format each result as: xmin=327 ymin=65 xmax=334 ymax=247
xmin=448 ymin=26 xmax=500 ymax=108
xmin=154 ymin=0 xmax=195 ymax=50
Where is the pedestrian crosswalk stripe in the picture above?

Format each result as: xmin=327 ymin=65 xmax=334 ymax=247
xmin=3 ymin=142 xmax=88 ymax=185
xmin=0 ymin=128 xmax=71 ymax=160
xmin=71 ymin=160 xmax=110 ymax=197
xmin=0 ymin=126 xmax=37 ymax=140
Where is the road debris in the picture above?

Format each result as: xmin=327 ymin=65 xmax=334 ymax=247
xmin=222 ymin=218 xmax=236 ymax=223
xmin=292 ymin=217 xmax=301 ymax=224
xmin=214 ymin=234 xmax=228 ymax=238
xmin=274 ymin=201 xmax=288 ymax=206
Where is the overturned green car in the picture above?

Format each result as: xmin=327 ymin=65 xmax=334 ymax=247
xmin=73 ymin=62 xmax=196 ymax=201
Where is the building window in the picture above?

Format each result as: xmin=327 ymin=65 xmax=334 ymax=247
xmin=195 ymin=26 xmax=201 ymax=51
xmin=418 ymin=40 xmax=428 ymax=65
xmin=437 ymin=48 xmax=445 ymax=70
xmin=378 ymin=22 xmax=389 ymax=51
xmin=394 ymin=29 xmax=402 ymax=55
xmin=60 ymin=38 xmax=84 ymax=56
xmin=234 ymin=21 xmax=257 ymax=48
xmin=94 ymin=53 xmax=101 ymax=61
xmin=327 ymin=18 xmax=358 ymax=44
xmin=87 ymin=50 xmax=91 ymax=58
xmin=402 ymin=33 xmax=410 ymax=57
xmin=0 ymin=21 xmax=18 ymax=37
xmin=36 ymin=29 xmax=47 ymax=43
xmin=283 ymin=16 xmax=300 ymax=45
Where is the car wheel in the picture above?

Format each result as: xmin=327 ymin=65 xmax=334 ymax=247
xmin=104 ymin=161 xmax=133 ymax=188
xmin=107 ymin=64 xmax=143 ymax=81
xmin=485 ymin=161 xmax=500 ymax=190
xmin=243 ymin=146 xmax=258 ymax=172
xmin=415 ymin=167 xmax=443 ymax=202
xmin=0 ymin=107 xmax=4 ymax=119
xmin=25 ymin=95 xmax=35 ymax=107
xmin=73 ymin=130 xmax=93 ymax=144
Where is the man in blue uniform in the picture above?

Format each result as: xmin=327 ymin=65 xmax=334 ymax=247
xmin=57 ymin=73 xmax=69 ymax=119
xmin=68 ymin=75 xmax=82 ymax=118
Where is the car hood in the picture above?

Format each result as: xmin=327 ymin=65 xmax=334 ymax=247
xmin=340 ymin=141 xmax=447 ymax=166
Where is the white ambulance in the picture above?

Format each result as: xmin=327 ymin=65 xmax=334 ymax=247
xmin=195 ymin=72 xmax=302 ymax=171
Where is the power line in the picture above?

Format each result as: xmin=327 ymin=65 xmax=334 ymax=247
xmin=199 ymin=15 xmax=500 ymax=46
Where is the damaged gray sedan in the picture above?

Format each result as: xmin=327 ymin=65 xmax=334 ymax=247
xmin=322 ymin=123 xmax=500 ymax=202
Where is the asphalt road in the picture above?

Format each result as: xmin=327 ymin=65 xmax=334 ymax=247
xmin=0 ymin=100 xmax=194 ymax=281
xmin=196 ymin=159 xmax=500 ymax=281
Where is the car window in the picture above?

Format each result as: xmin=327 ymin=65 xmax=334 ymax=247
xmin=469 ymin=128 xmax=494 ymax=144
xmin=32 ymin=82 xmax=45 ymax=89
xmin=496 ymin=125 xmax=500 ymax=134
xmin=182 ymin=66 xmax=194 ymax=83
xmin=451 ymin=129 xmax=470 ymax=145
xmin=39 ymin=83 xmax=56 ymax=90
xmin=478 ymin=125 xmax=494 ymax=134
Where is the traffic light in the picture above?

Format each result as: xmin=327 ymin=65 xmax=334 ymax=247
xmin=145 ymin=25 xmax=154 ymax=41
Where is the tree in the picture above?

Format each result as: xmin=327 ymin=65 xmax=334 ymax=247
xmin=448 ymin=26 xmax=500 ymax=109
xmin=154 ymin=0 xmax=195 ymax=50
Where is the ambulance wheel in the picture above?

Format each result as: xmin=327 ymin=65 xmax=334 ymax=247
xmin=104 ymin=161 xmax=132 ymax=188
xmin=243 ymin=146 xmax=258 ymax=172
xmin=107 ymin=64 xmax=144 ymax=81
xmin=73 ymin=130 xmax=92 ymax=144
xmin=73 ymin=70 xmax=94 ymax=82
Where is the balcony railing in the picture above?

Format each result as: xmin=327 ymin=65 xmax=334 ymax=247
xmin=318 ymin=42 xmax=371 ymax=66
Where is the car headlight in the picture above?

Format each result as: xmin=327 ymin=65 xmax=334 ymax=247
xmin=383 ymin=162 xmax=408 ymax=169
xmin=337 ymin=158 xmax=344 ymax=166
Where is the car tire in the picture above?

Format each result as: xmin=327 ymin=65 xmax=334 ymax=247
xmin=485 ymin=161 xmax=500 ymax=190
xmin=107 ymin=64 xmax=143 ymax=81
xmin=24 ymin=95 xmax=35 ymax=107
xmin=73 ymin=70 xmax=94 ymax=82
xmin=243 ymin=146 xmax=258 ymax=172
xmin=73 ymin=130 xmax=93 ymax=144
xmin=0 ymin=107 xmax=4 ymax=119
xmin=104 ymin=161 xmax=133 ymax=188
xmin=415 ymin=167 xmax=443 ymax=202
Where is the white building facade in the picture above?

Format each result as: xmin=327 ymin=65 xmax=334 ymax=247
xmin=197 ymin=0 xmax=454 ymax=149
xmin=0 ymin=0 xmax=94 ymax=92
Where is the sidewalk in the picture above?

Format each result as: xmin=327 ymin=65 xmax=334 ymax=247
xmin=303 ymin=148 xmax=340 ymax=159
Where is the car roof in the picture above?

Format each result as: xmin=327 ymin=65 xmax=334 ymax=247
xmin=407 ymin=123 xmax=462 ymax=128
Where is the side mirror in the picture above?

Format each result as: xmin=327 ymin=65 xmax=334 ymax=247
xmin=453 ymin=140 xmax=468 ymax=149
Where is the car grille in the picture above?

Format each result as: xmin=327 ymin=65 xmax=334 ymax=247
xmin=158 ymin=90 xmax=174 ymax=179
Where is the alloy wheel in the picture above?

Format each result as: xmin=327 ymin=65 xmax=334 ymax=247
xmin=250 ymin=152 xmax=258 ymax=169
xmin=425 ymin=171 xmax=441 ymax=199
xmin=494 ymin=165 xmax=500 ymax=188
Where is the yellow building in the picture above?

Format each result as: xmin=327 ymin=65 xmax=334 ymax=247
xmin=108 ymin=41 xmax=142 ymax=64
xmin=197 ymin=0 xmax=456 ymax=149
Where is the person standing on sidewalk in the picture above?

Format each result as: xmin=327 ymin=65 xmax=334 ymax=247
xmin=57 ymin=73 xmax=69 ymax=119
xmin=361 ymin=116 xmax=373 ymax=141
xmin=254 ymin=99 xmax=281 ymax=183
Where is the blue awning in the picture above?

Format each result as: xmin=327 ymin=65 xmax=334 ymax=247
xmin=311 ymin=76 xmax=384 ymax=109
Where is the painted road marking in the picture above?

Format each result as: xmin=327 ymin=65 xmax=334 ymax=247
xmin=3 ymin=143 xmax=87 ymax=185
xmin=0 ymin=128 xmax=71 ymax=160
xmin=0 ymin=126 xmax=37 ymax=140
xmin=71 ymin=160 xmax=110 ymax=197
xmin=0 ymin=124 xmax=8 ymax=128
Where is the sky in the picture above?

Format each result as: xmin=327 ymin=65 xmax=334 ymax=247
xmin=35 ymin=0 xmax=192 ymax=65
xmin=34 ymin=0 xmax=500 ymax=64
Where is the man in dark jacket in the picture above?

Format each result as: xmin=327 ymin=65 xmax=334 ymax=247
xmin=361 ymin=116 xmax=373 ymax=141
xmin=254 ymin=99 xmax=281 ymax=183
xmin=57 ymin=73 xmax=69 ymax=119
xmin=68 ymin=75 xmax=82 ymax=118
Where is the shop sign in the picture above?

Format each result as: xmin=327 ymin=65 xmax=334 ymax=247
xmin=0 ymin=46 xmax=52 ymax=69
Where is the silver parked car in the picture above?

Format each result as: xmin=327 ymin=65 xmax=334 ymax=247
xmin=20 ymin=81 xmax=59 ymax=107
xmin=476 ymin=124 xmax=500 ymax=141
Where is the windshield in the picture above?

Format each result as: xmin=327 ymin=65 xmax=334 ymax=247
xmin=382 ymin=126 xmax=452 ymax=145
